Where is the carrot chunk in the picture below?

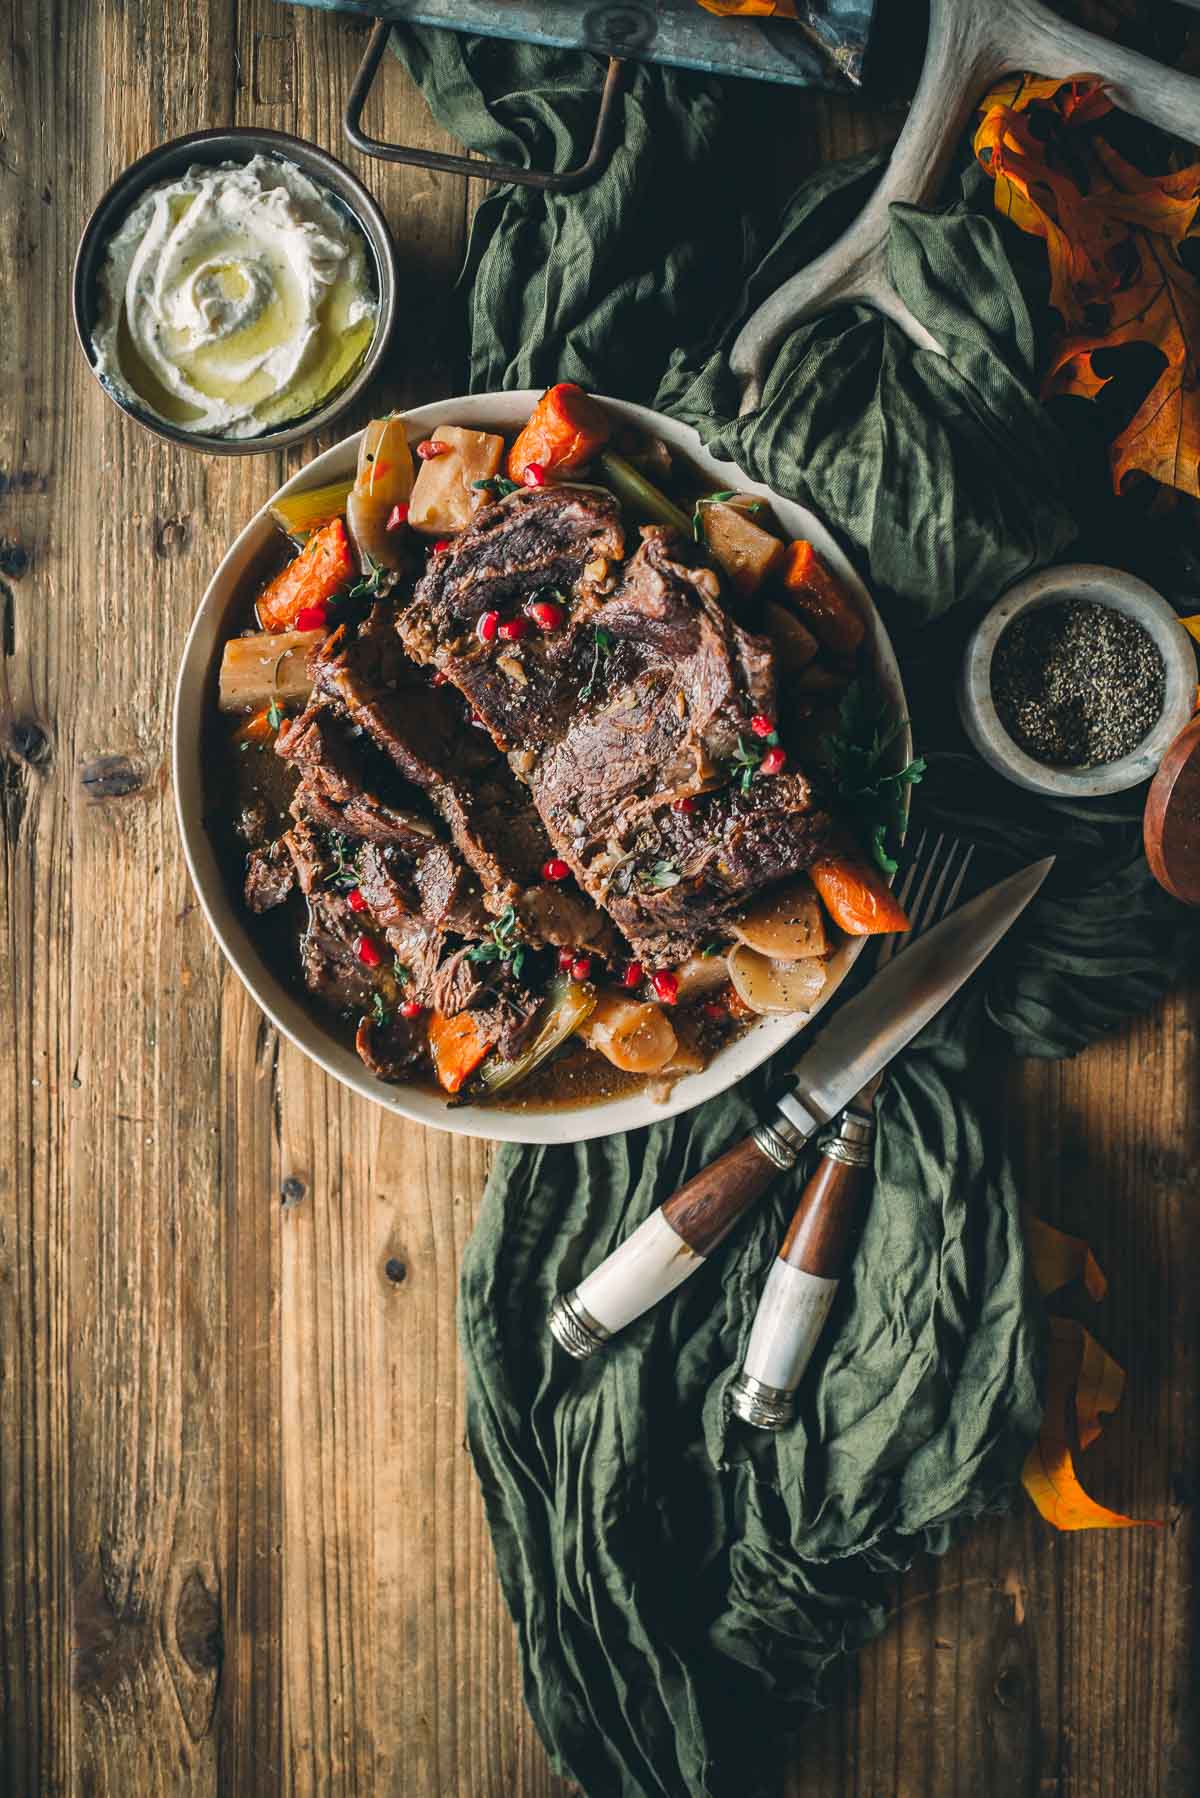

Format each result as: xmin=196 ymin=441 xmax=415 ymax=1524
xmin=810 ymin=857 xmax=911 ymax=936
xmin=507 ymin=383 xmax=611 ymax=483
xmin=427 ymin=1009 xmax=495 ymax=1094
xmin=778 ymin=541 xmax=865 ymax=658
xmin=234 ymin=706 xmax=276 ymax=746
xmin=256 ymin=518 xmax=354 ymax=634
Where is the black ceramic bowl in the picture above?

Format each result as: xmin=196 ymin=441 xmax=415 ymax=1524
xmin=72 ymin=127 xmax=396 ymax=456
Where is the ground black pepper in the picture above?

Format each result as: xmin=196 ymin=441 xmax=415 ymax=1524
xmin=992 ymin=600 xmax=1165 ymax=767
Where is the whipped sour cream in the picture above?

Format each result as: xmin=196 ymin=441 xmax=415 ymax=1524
xmin=91 ymin=154 xmax=377 ymax=439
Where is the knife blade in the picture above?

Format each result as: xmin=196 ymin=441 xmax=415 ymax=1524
xmin=774 ymin=854 xmax=1055 ymax=1143
xmin=549 ymin=855 xmax=1054 ymax=1361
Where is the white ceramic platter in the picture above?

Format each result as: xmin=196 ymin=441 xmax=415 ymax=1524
xmin=174 ymin=392 xmax=908 ymax=1144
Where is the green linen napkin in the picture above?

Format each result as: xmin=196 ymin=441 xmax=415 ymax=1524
xmin=386 ymin=30 xmax=1196 ymax=1796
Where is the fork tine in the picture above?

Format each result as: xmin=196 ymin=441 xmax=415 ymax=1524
xmin=873 ymin=828 xmax=929 ymax=972
xmin=905 ymin=831 xmax=945 ymax=936
xmin=919 ymin=835 xmax=967 ymax=935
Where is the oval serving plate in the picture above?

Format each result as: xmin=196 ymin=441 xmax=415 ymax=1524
xmin=174 ymin=392 xmax=908 ymax=1144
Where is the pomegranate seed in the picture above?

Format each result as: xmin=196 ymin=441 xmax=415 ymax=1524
xmin=702 ymin=1000 xmax=726 ymax=1023
xmin=760 ymin=746 xmax=787 ymax=776
xmin=470 ymin=711 xmax=488 ymax=730
xmin=523 ymin=462 xmax=547 ymax=487
xmin=431 ymin=670 xmax=449 ymax=686
xmin=498 ymin=614 xmax=532 ymax=642
xmin=672 ymin=795 xmax=695 ymax=815
xmin=386 ymin=502 xmax=409 ymax=531
xmin=651 ymin=969 xmax=679 ymax=1005
xmin=295 ymin=602 xmax=329 ymax=631
xmin=557 ymin=947 xmax=576 ymax=972
xmin=528 ymin=599 xmax=564 ymax=632
xmin=433 ymin=539 xmax=451 ymax=554
xmin=621 ymin=960 xmax=644 ymax=989
xmin=346 ymin=887 xmax=368 ymax=914
xmin=477 ymin=609 xmax=500 ymax=644
xmin=542 ymin=857 xmax=570 ymax=882
xmin=399 ymin=997 xmax=423 ymax=1019
xmin=355 ymin=935 xmax=383 ymax=969
xmin=416 ymin=438 xmax=448 ymax=460
xmin=750 ymin=713 xmax=775 ymax=739
xmin=570 ymin=956 xmax=593 ymax=983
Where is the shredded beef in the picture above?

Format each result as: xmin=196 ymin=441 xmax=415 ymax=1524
xmin=244 ymin=839 xmax=295 ymax=912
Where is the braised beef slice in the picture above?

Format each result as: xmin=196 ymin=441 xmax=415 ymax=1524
xmin=244 ymin=839 xmax=295 ymax=912
xmin=356 ymin=1013 xmax=424 ymax=1080
xmin=596 ymin=773 xmax=834 ymax=966
xmin=299 ymin=890 xmax=383 ymax=1014
xmin=276 ymin=703 xmax=440 ymax=849
xmin=317 ymin=608 xmax=615 ymax=955
xmin=403 ymin=495 xmax=833 ymax=961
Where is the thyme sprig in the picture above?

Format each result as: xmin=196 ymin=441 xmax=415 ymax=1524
xmin=324 ymin=832 xmax=361 ymax=891
xmin=728 ymin=730 xmax=778 ymax=792
xmin=467 ymin=904 xmax=527 ymax=980
xmin=641 ymin=858 xmax=682 ymax=891
xmin=472 ymin=475 xmax=521 ymax=498
xmin=578 ymin=627 xmax=613 ymax=701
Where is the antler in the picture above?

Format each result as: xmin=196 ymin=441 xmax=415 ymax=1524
xmin=731 ymin=0 xmax=1200 ymax=412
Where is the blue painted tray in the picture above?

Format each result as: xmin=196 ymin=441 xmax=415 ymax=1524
xmin=286 ymin=0 xmax=876 ymax=88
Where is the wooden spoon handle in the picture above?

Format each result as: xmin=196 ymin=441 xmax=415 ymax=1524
xmin=548 ymin=1118 xmax=805 ymax=1359
xmin=730 ymin=1112 xmax=875 ymax=1429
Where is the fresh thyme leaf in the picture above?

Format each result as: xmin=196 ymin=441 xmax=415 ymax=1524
xmin=641 ymin=858 xmax=682 ymax=892
xmin=691 ymin=490 xmax=737 ymax=542
xmin=701 ymin=940 xmax=725 ymax=957
xmin=472 ymin=476 xmax=521 ymax=497
xmin=822 ymin=679 xmax=925 ymax=876
xmin=370 ymin=990 xmax=389 ymax=1027
xmin=467 ymin=904 xmax=526 ymax=972
xmin=393 ymin=959 xmax=409 ymax=986
xmin=349 ymin=559 xmax=387 ymax=600
xmin=266 ymin=697 xmax=283 ymax=732
xmin=324 ymin=831 xmax=360 ymax=891
xmin=578 ymin=627 xmax=613 ymax=701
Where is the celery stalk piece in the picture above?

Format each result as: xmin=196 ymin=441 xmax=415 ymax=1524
xmin=269 ymin=479 xmax=354 ymax=539
xmin=478 ymin=977 xmax=598 ymax=1096
xmin=598 ymin=450 xmax=691 ymax=534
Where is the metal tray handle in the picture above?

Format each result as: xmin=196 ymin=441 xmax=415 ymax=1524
xmin=344 ymin=20 xmax=625 ymax=193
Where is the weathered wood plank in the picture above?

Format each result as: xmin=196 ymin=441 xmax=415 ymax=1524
xmin=0 ymin=3 xmax=1194 ymax=1796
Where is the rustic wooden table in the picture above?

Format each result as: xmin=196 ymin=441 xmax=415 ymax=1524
xmin=1 ymin=4 xmax=1195 ymax=1793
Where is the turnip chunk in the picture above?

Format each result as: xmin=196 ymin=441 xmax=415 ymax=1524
xmin=672 ymin=953 xmax=733 ymax=1004
xmin=217 ymin=628 xmax=325 ymax=714
xmin=408 ymin=425 xmax=505 ymax=535
xmin=347 ymin=415 xmax=415 ymax=573
xmin=580 ymin=995 xmax=678 ymax=1074
xmin=701 ymin=501 xmax=785 ymax=598
xmin=765 ymin=600 xmax=820 ymax=674
xmin=727 ymin=945 xmax=829 ymax=1016
xmin=733 ymin=879 xmax=829 ymax=961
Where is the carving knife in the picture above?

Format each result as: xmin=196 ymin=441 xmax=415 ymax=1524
xmin=549 ymin=855 xmax=1054 ymax=1361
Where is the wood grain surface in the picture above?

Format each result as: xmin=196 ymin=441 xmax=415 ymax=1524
xmin=0 ymin=4 xmax=1194 ymax=1795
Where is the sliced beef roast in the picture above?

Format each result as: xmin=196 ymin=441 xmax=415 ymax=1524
xmin=400 ymin=490 xmax=834 ymax=961
xmin=314 ymin=606 xmax=615 ymax=955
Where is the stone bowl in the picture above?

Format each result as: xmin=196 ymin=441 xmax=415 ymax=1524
xmin=958 ymin=565 xmax=1197 ymax=799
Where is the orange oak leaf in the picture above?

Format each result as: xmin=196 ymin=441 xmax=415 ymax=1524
xmin=1022 ymin=1317 xmax=1159 ymax=1531
xmin=976 ymin=75 xmax=1200 ymax=498
xmin=1023 ymin=1211 xmax=1107 ymax=1301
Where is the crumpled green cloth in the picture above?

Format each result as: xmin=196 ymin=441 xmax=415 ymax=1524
xmin=385 ymin=29 xmax=1196 ymax=1797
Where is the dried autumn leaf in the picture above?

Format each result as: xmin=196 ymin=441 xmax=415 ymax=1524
xmin=1023 ymin=1211 xmax=1107 ymax=1301
xmin=976 ymin=75 xmax=1200 ymax=498
xmin=1022 ymin=1317 xmax=1158 ymax=1531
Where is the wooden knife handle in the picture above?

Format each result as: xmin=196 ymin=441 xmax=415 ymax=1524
xmin=549 ymin=1118 xmax=805 ymax=1359
xmin=730 ymin=1111 xmax=875 ymax=1428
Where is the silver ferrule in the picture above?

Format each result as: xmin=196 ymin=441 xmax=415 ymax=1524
xmin=548 ymin=1289 xmax=610 ymax=1360
xmin=751 ymin=1118 xmax=801 ymax=1172
xmin=728 ymin=1371 xmax=796 ymax=1431
xmin=821 ymin=1109 xmax=875 ymax=1168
